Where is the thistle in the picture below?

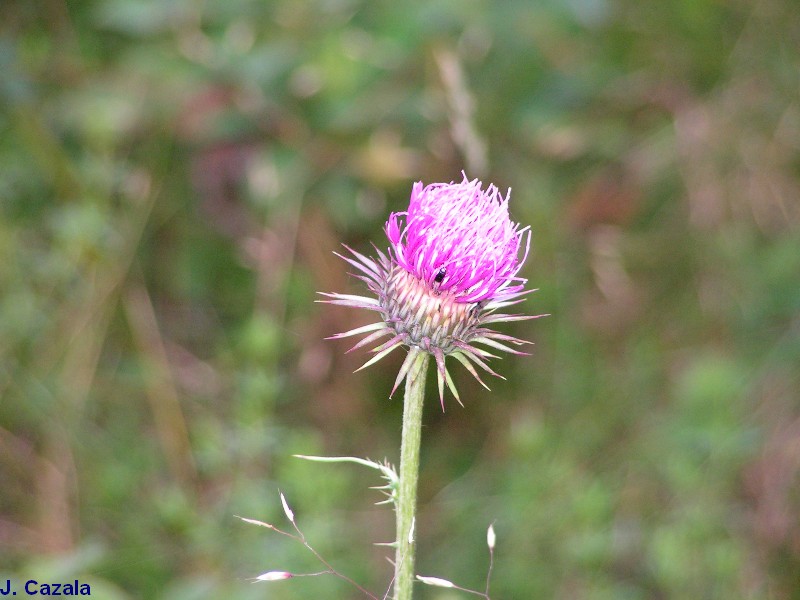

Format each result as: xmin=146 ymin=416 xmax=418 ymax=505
xmin=322 ymin=174 xmax=538 ymax=408
xmin=243 ymin=178 xmax=539 ymax=599
xmin=320 ymin=175 xmax=540 ymax=600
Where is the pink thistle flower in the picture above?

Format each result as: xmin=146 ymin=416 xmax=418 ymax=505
xmin=321 ymin=174 xmax=543 ymax=408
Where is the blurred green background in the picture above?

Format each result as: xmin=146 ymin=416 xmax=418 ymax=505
xmin=1 ymin=0 xmax=799 ymax=598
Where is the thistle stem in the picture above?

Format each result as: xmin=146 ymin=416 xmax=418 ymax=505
xmin=394 ymin=349 xmax=429 ymax=600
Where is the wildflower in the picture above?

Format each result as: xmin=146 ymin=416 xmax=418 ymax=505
xmin=321 ymin=174 xmax=540 ymax=407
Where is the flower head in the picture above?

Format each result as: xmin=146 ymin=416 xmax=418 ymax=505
xmin=386 ymin=178 xmax=527 ymax=303
xmin=321 ymin=174 xmax=543 ymax=408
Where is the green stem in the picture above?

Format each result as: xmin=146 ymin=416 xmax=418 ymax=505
xmin=393 ymin=349 xmax=429 ymax=600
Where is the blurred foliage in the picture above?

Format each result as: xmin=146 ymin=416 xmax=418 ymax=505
xmin=1 ymin=0 xmax=799 ymax=598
